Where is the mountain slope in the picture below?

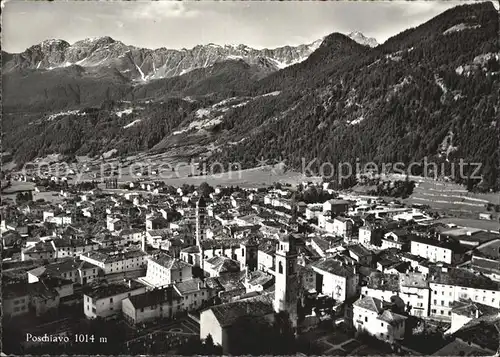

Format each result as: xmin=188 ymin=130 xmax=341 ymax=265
xmin=205 ymin=2 xmax=499 ymax=191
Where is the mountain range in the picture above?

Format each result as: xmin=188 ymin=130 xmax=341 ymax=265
xmin=2 ymin=2 xmax=499 ymax=191
xmin=2 ymin=31 xmax=377 ymax=82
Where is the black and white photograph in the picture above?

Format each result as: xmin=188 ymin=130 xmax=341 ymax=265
xmin=1 ymin=0 xmax=500 ymax=355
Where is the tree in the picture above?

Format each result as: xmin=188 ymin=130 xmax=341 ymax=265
xmin=198 ymin=182 xmax=214 ymax=198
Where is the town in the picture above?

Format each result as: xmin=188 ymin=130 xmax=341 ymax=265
xmin=2 ymin=172 xmax=499 ymax=356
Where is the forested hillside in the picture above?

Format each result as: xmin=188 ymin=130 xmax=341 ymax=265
xmin=207 ymin=2 xmax=499 ymax=191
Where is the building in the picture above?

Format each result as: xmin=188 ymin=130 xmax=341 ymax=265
xmin=3 ymin=283 xmax=30 ymax=318
xmin=325 ymin=217 xmax=354 ymax=240
xmin=435 ymin=308 xmax=500 ymax=356
xmin=311 ymin=258 xmax=359 ymax=302
xmin=359 ymin=226 xmax=384 ymax=246
xmin=196 ymin=196 xmax=207 ymax=245
xmin=27 ymin=258 xmax=100 ymax=285
xmin=323 ymin=199 xmax=349 ymax=214
xmin=257 ymin=240 xmax=276 ymax=272
xmin=80 ymin=249 xmax=147 ymax=275
xmin=345 ymin=244 xmax=373 ymax=266
xmin=83 ymin=281 xmax=147 ymax=319
xmin=200 ymin=294 xmax=275 ymax=353
xmin=174 ymin=278 xmax=214 ymax=312
xmin=274 ymin=234 xmax=299 ymax=327
xmin=361 ymin=272 xmax=431 ymax=317
xmin=469 ymin=238 xmax=500 ymax=281
xmin=120 ymin=228 xmax=145 ymax=244
xmin=381 ymin=230 xmax=409 ymax=251
xmin=445 ymin=299 xmax=500 ymax=335
xmin=352 ymin=295 xmax=407 ymax=343
xmin=199 ymin=235 xmax=300 ymax=353
xmin=122 ymin=287 xmax=183 ymax=325
xmin=428 ymin=267 xmax=500 ymax=321
xmin=21 ymin=241 xmax=57 ymax=261
xmin=305 ymin=205 xmax=323 ymax=220
xmin=410 ymin=237 xmax=462 ymax=265
xmin=244 ymin=270 xmax=274 ymax=293
xmin=51 ymin=238 xmax=99 ymax=258
xmin=239 ymin=237 xmax=259 ymax=272
xmin=143 ymin=253 xmax=192 ymax=287
xmin=203 ymin=256 xmax=241 ymax=278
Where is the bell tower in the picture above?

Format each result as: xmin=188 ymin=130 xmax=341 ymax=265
xmin=195 ymin=196 xmax=207 ymax=246
xmin=274 ymin=234 xmax=299 ymax=328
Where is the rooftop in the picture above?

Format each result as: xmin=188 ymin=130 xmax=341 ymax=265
xmin=205 ymin=256 xmax=240 ymax=274
xmin=128 ymin=287 xmax=181 ymax=309
xmin=174 ymin=278 xmax=204 ymax=295
xmin=201 ymin=238 xmax=242 ymax=250
xmin=84 ymin=281 xmax=144 ymax=300
xmin=429 ymin=267 xmax=500 ymax=291
xmin=84 ymin=249 xmax=146 ymax=263
xmin=246 ymin=270 xmax=274 ymax=287
xmin=453 ymin=313 xmax=500 ymax=352
xmin=353 ymin=295 xmax=384 ymax=314
xmin=207 ymin=293 xmax=274 ymax=327
xmin=366 ymin=272 xmax=400 ymax=292
xmin=399 ymin=272 xmax=428 ymax=289
xmin=149 ymin=253 xmax=191 ymax=270
xmin=312 ymin=258 xmax=356 ymax=277
xmin=451 ymin=299 xmax=500 ymax=319
xmin=346 ymin=244 xmax=372 ymax=257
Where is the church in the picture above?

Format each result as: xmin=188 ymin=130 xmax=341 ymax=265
xmin=179 ymin=196 xmax=258 ymax=275
xmin=199 ymin=233 xmax=300 ymax=353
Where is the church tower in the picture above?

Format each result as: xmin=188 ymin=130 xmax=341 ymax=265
xmin=274 ymin=234 xmax=299 ymax=328
xmin=195 ymin=196 xmax=207 ymax=246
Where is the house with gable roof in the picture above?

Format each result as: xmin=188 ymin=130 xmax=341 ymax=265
xmin=352 ymin=295 xmax=407 ymax=343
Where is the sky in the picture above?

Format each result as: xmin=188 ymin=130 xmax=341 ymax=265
xmin=2 ymin=0 xmax=496 ymax=53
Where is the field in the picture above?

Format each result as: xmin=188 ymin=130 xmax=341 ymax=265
xmin=435 ymin=217 xmax=500 ymax=231
xmin=353 ymin=175 xmax=499 ymax=220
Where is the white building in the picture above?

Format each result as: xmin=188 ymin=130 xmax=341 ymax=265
xmin=122 ymin=287 xmax=183 ymax=325
xmin=174 ymin=278 xmax=215 ymax=311
xmin=352 ymin=296 xmax=407 ymax=343
xmin=361 ymin=272 xmax=431 ymax=317
xmin=428 ymin=267 xmax=500 ymax=321
xmin=323 ymin=199 xmax=349 ymax=214
xmin=325 ymin=216 xmax=354 ymax=239
xmin=79 ymin=249 xmax=147 ymax=275
xmin=410 ymin=237 xmax=460 ymax=265
xmin=311 ymin=258 xmax=359 ymax=302
xmin=381 ymin=230 xmax=409 ymax=250
xmin=393 ymin=210 xmax=433 ymax=223
xmin=143 ymin=253 xmax=192 ymax=288
xmin=51 ymin=238 xmax=99 ymax=258
xmin=84 ymin=281 xmax=147 ymax=320
xmin=27 ymin=258 xmax=100 ymax=285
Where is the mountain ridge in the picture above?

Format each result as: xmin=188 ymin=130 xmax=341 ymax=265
xmin=2 ymin=31 xmax=379 ymax=81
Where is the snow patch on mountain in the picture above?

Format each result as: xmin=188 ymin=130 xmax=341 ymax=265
xmin=172 ymin=116 xmax=223 ymax=135
xmin=434 ymin=74 xmax=448 ymax=104
xmin=116 ymin=108 xmax=134 ymax=118
xmin=195 ymin=108 xmax=212 ymax=119
xmin=134 ymin=63 xmax=146 ymax=81
xmin=260 ymin=91 xmax=281 ymax=98
xmin=349 ymin=116 xmax=365 ymax=125
xmin=443 ymin=23 xmax=481 ymax=35
xmin=123 ymin=120 xmax=141 ymax=129
xmin=46 ymin=110 xmax=83 ymax=121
